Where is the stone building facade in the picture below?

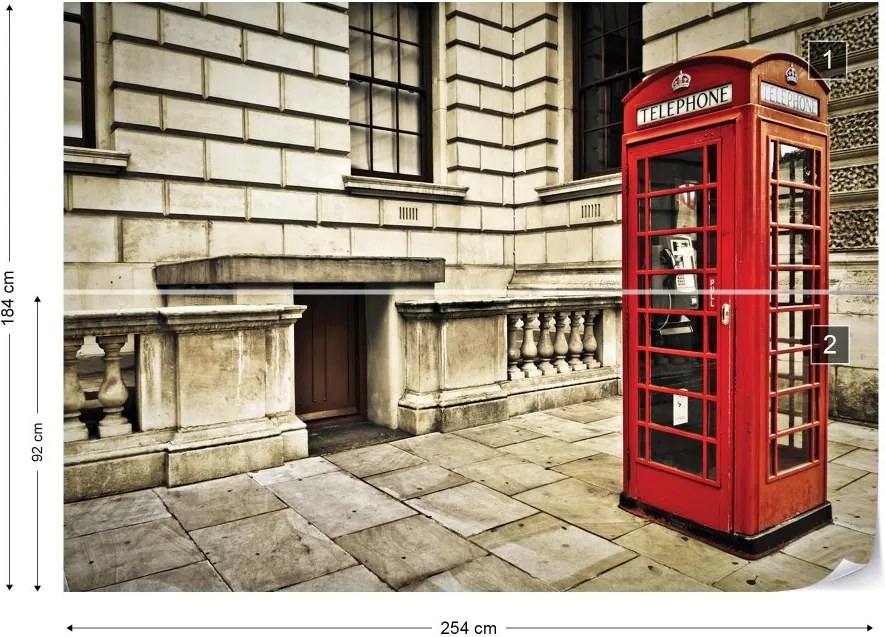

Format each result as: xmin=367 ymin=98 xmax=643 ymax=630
xmin=63 ymin=2 xmax=878 ymax=501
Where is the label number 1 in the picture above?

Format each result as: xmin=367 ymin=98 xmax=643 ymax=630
xmin=823 ymin=49 xmax=832 ymax=69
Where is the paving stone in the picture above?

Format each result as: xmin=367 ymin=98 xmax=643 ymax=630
xmin=249 ymin=457 xmax=339 ymax=486
xmin=836 ymin=472 xmax=877 ymax=500
xmin=615 ymin=523 xmax=747 ymax=584
xmin=453 ymin=421 xmax=544 ymax=447
xmin=713 ymin=552 xmax=831 ymax=592
xmin=391 ymin=432 xmax=501 ymax=469
xmin=570 ymin=556 xmax=717 ymax=592
xmin=782 ymin=523 xmax=875 ymax=569
xmin=831 ymin=448 xmax=878 ymax=473
xmin=64 ymin=489 xmax=169 ymax=538
xmin=335 ymin=515 xmax=487 ymax=589
xmin=95 ymin=560 xmax=230 ymax=592
xmin=453 ymin=455 xmax=567 ymax=495
xmin=515 ymin=478 xmax=646 ymax=539
xmin=366 ymin=464 xmax=470 ymax=500
xmin=325 ymin=443 xmax=426 ymax=478
xmin=576 ymin=432 xmax=624 ymax=457
xmin=403 ymin=555 xmax=554 ymax=592
xmin=555 ymin=453 xmax=624 ymax=493
xmin=828 ymin=421 xmax=878 ymax=451
xmin=829 ymin=491 xmax=877 ymax=534
xmin=548 ymin=399 xmax=622 ymax=423
xmin=406 ymin=482 xmax=537 ymax=537
xmin=268 ymin=470 xmax=415 ymax=537
xmin=500 ymin=436 xmax=599 ymax=467
xmin=510 ymin=412 xmax=613 ymax=442
xmin=65 ymin=518 xmax=204 ymax=591
xmin=827 ymin=440 xmax=857 ymax=461
xmin=279 ymin=565 xmax=392 ymax=592
xmin=471 ymin=513 xmax=635 ymax=591
xmin=190 ymin=508 xmax=356 ymax=591
xmin=155 ymin=474 xmax=286 ymax=531
xmin=580 ymin=414 xmax=623 ymax=432
xmin=827 ymin=462 xmax=868 ymax=492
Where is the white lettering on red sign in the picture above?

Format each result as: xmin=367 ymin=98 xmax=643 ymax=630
xmin=760 ymin=81 xmax=819 ymax=117
xmin=637 ymin=84 xmax=733 ymax=126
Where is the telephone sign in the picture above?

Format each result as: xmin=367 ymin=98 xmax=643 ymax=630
xmin=620 ymin=50 xmax=832 ymax=557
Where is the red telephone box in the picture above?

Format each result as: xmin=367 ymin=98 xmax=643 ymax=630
xmin=619 ymin=50 xmax=832 ymax=557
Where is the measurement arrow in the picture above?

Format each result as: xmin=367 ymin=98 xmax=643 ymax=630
xmin=33 ymin=296 xmax=38 ymax=412
xmin=33 ymin=470 xmax=38 ymax=590
xmin=68 ymin=628 xmax=434 ymax=632
xmin=5 ymin=5 xmax=10 ymax=262
xmin=5 ymin=332 xmax=9 ymax=590
xmin=508 ymin=628 xmax=872 ymax=632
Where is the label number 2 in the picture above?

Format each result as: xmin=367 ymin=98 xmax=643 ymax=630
xmin=823 ymin=334 xmax=837 ymax=355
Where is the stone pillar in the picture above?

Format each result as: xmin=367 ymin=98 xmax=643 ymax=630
xmin=520 ymin=312 xmax=542 ymax=377
xmin=96 ymin=334 xmax=132 ymax=438
xmin=537 ymin=312 xmax=556 ymax=376
xmin=507 ymin=314 xmax=525 ymax=380
xmin=63 ymin=337 xmax=88 ymax=442
xmin=568 ymin=311 xmax=587 ymax=371
xmin=553 ymin=311 xmax=571 ymax=374
xmin=582 ymin=310 xmax=601 ymax=368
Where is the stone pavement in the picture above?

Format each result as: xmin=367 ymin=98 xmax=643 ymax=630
xmin=64 ymin=398 xmax=877 ymax=592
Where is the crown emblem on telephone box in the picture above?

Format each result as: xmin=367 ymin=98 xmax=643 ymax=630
xmin=785 ymin=64 xmax=799 ymax=84
xmin=671 ymin=70 xmax=691 ymax=91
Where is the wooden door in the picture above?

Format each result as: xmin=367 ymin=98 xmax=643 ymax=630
xmin=294 ymin=294 xmax=366 ymax=425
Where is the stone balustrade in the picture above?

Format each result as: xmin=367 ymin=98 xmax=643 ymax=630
xmin=396 ymin=294 xmax=621 ymax=435
xmin=63 ymin=304 xmax=305 ymax=501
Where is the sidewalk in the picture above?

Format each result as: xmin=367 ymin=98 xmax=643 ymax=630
xmin=64 ymin=397 xmax=877 ymax=592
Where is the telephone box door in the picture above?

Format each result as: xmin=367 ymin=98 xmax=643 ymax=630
xmin=625 ymin=124 xmax=735 ymax=530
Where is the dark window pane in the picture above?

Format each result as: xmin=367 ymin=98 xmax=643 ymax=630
xmin=582 ymin=4 xmax=602 ymax=40
xmin=776 ymin=430 xmax=813 ymax=472
xmin=581 ymin=39 xmax=603 ymax=86
xmin=779 ymin=144 xmax=814 ymax=184
xmin=650 ymin=148 xmax=704 ymax=191
xmin=583 ymin=130 xmax=605 ymax=174
xmin=603 ymin=28 xmax=627 ymax=76
xmin=64 ymin=20 xmax=81 ymax=78
xmin=707 ymin=145 xmax=717 ymax=183
xmin=349 ymin=2 xmax=370 ymax=30
xmin=650 ymin=354 xmax=704 ymax=393
xmin=582 ymin=86 xmax=605 ymax=132
xmin=628 ymin=20 xmax=642 ymax=68
xmin=607 ymin=122 xmax=623 ymax=168
xmin=603 ymin=4 xmax=628 ymax=32
xmin=64 ymin=79 xmax=83 ymax=138
xmin=609 ymin=77 xmax=630 ymax=125
xmin=650 ymin=428 xmax=703 ymax=475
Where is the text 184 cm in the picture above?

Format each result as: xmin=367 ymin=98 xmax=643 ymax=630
xmin=1 ymin=271 xmax=13 ymax=326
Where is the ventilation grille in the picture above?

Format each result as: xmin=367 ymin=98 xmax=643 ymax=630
xmin=399 ymin=206 xmax=419 ymax=221
xmin=581 ymin=203 xmax=602 ymax=219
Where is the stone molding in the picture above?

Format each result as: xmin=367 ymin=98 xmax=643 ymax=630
xmin=63 ymin=146 xmax=131 ymax=175
xmin=396 ymin=293 xmax=622 ymax=320
xmin=535 ymin=172 xmax=623 ymax=203
xmin=342 ymin=175 xmax=470 ymax=203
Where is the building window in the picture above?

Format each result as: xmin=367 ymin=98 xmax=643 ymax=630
xmin=574 ymin=4 xmax=643 ymax=178
xmin=349 ymin=3 xmax=431 ymax=180
xmin=64 ymin=2 xmax=95 ymax=147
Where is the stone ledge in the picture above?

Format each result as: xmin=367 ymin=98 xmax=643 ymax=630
xmin=63 ymin=146 xmax=131 ymax=175
xmin=535 ymin=172 xmax=622 ymax=203
xmin=343 ymin=175 xmax=469 ymax=203
xmin=155 ymin=254 xmax=447 ymax=285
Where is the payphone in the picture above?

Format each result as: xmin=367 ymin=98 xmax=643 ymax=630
xmin=620 ymin=50 xmax=831 ymax=557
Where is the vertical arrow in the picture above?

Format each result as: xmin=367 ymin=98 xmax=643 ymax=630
xmin=5 ymin=5 xmax=10 ymax=262
xmin=33 ymin=471 xmax=38 ymax=590
xmin=5 ymin=333 xmax=9 ymax=590
xmin=34 ymin=297 xmax=38 ymax=412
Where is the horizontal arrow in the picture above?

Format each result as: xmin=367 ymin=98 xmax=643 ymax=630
xmin=69 ymin=628 xmax=433 ymax=632
xmin=508 ymin=628 xmax=872 ymax=632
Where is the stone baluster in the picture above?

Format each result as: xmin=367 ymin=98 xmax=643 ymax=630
xmin=520 ymin=312 xmax=542 ymax=377
xmin=582 ymin=310 xmax=601 ymax=368
xmin=553 ymin=311 xmax=571 ymax=374
xmin=63 ymin=337 xmax=88 ymax=442
xmin=536 ymin=312 xmax=556 ymax=375
xmin=96 ymin=335 xmax=132 ymax=438
xmin=568 ymin=311 xmax=587 ymax=371
xmin=507 ymin=314 xmax=525 ymax=380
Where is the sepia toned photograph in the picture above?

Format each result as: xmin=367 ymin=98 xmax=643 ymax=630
xmin=63 ymin=1 xmax=877 ymax=593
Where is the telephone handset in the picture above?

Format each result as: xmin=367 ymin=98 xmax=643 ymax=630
xmin=650 ymin=234 xmax=699 ymax=336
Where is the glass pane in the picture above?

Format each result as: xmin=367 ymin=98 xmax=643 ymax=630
xmin=349 ymin=3 xmax=370 ymax=30
xmin=638 ymin=350 xmax=647 ymax=383
xmin=603 ymin=28 xmax=627 ymax=76
xmin=582 ymin=86 xmax=605 ymax=132
xmin=637 ymin=197 xmax=645 ymax=231
xmin=638 ymin=159 xmax=646 ymax=193
xmin=581 ymin=39 xmax=603 ymax=85
xmin=373 ymin=36 xmax=397 ymax=82
xmin=774 ymin=269 xmax=814 ymax=307
xmin=399 ymin=4 xmax=419 ymax=43
xmin=706 ymin=316 xmax=717 ymax=353
xmin=64 ymin=20 xmax=82 ymax=79
xmin=398 ymin=133 xmax=420 ymax=175
xmin=627 ymin=20 xmax=642 ymax=68
xmin=706 ymin=189 xmax=717 ymax=226
xmin=705 ymin=232 xmax=716 ymax=268
xmin=707 ymin=401 xmax=717 ymax=437
xmin=772 ymin=391 xmax=814 ymax=432
xmin=637 ymin=276 xmax=646 ymax=308
xmin=650 ymin=354 xmax=703 ymax=393
xmin=649 ymin=194 xmax=703 ymax=231
xmin=648 ymin=313 xmax=703 ymax=352
xmin=772 ymin=350 xmax=812 ymax=392
xmin=650 ymin=391 xmax=703 ymax=436
xmin=582 ymin=5 xmax=602 ymax=40
xmin=706 ymin=444 xmax=717 ymax=480
xmin=373 ymin=3 xmax=397 ymax=37
xmin=774 ymin=186 xmax=813 ymax=225
xmin=706 ymin=359 xmax=717 ymax=395
xmin=64 ymin=79 xmax=83 ymax=138
xmin=777 ymin=430 xmax=813 ymax=472
xmin=775 ymin=311 xmax=810 ymax=349
xmin=372 ymin=129 xmax=396 ymax=173
xmin=778 ymin=143 xmax=814 ymax=184
xmin=650 ymin=148 xmax=703 ymax=191
xmin=637 ymin=236 xmax=646 ymax=269
xmin=638 ymin=312 xmax=646 ymax=346
xmin=64 ymin=3 xmax=82 ymax=14
xmin=649 ymin=234 xmax=702 ymax=272
xmin=638 ymin=388 xmax=647 ymax=421
xmin=350 ymin=80 xmax=369 ymax=124
xmin=650 ymin=428 xmax=703 ymax=475
xmin=707 ymin=145 xmax=717 ymax=183
xmin=400 ymin=42 xmax=420 ymax=87
xmin=371 ymin=84 xmax=395 ymax=128
xmin=349 ymin=30 xmax=371 ymax=75
xmin=606 ymin=123 xmax=623 ymax=169
xmin=603 ymin=4 xmax=628 ymax=31
xmin=398 ymin=90 xmax=420 ymax=132
xmin=775 ymin=228 xmax=815 ymax=266
xmin=350 ymin=125 xmax=369 ymax=170
xmin=583 ymin=130 xmax=604 ymax=175
xmin=609 ymin=77 xmax=629 ymax=125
